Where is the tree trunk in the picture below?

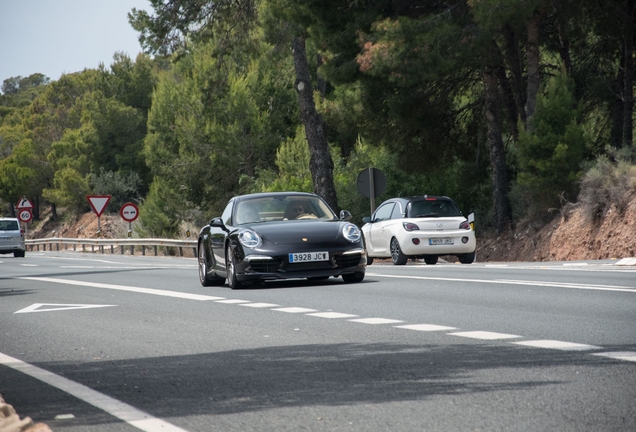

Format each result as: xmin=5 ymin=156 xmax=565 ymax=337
xmin=33 ymin=196 xmax=40 ymax=220
xmin=525 ymin=13 xmax=540 ymax=130
xmin=502 ymin=24 xmax=526 ymax=126
xmin=291 ymin=36 xmax=338 ymax=211
xmin=611 ymin=55 xmax=625 ymax=149
xmin=51 ymin=203 xmax=58 ymax=221
xmin=622 ymin=0 xmax=634 ymax=147
xmin=483 ymin=66 xmax=512 ymax=233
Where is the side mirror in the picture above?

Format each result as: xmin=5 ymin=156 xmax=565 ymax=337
xmin=362 ymin=216 xmax=371 ymax=224
xmin=339 ymin=210 xmax=352 ymax=221
xmin=210 ymin=217 xmax=224 ymax=228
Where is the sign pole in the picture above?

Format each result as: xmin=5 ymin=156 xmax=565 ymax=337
xmin=369 ymin=167 xmax=375 ymax=216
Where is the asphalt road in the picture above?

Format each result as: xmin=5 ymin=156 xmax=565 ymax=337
xmin=1 ymin=252 xmax=635 ymax=431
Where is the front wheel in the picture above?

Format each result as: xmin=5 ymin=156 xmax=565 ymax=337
xmin=14 ymin=250 xmax=25 ymax=258
xmin=342 ymin=272 xmax=365 ymax=283
xmin=458 ymin=251 xmax=475 ymax=264
xmin=390 ymin=238 xmax=408 ymax=265
xmin=226 ymin=246 xmax=245 ymax=289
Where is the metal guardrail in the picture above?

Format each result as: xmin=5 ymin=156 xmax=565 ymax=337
xmin=26 ymin=237 xmax=197 ymax=257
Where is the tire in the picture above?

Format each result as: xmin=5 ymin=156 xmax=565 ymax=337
xmin=458 ymin=251 xmax=475 ymax=264
xmin=390 ymin=237 xmax=408 ymax=265
xmin=424 ymin=256 xmax=438 ymax=265
xmin=14 ymin=250 xmax=25 ymax=258
xmin=342 ymin=272 xmax=365 ymax=283
xmin=198 ymin=244 xmax=225 ymax=287
xmin=366 ymin=255 xmax=374 ymax=265
xmin=226 ymin=246 xmax=245 ymax=289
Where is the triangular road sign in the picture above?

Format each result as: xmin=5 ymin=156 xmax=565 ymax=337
xmin=16 ymin=197 xmax=33 ymax=209
xmin=87 ymin=195 xmax=111 ymax=216
xmin=14 ymin=303 xmax=117 ymax=314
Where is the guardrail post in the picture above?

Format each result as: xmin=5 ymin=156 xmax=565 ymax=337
xmin=120 ymin=245 xmax=124 ymax=254
xmin=82 ymin=245 xmax=85 ymax=252
xmin=130 ymin=245 xmax=134 ymax=255
xmin=100 ymin=245 xmax=104 ymax=254
xmin=91 ymin=245 xmax=94 ymax=253
xmin=154 ymin=246 xmax=158 ymax=256
xmin=179 ymin=247 xmax=183 ymax=257
xmin=110 ymin=245 xmax=114 ymax=254
xmin=142 ymin=246 xmax=146 ymax=256
xmin=73 ymin=244 xmax=76 ymax=251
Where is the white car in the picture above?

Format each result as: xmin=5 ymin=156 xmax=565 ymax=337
xmin=362 ymin=196 xmax=476 ymax=265
xmin=0 ymin=217 xmax=26 ymax=257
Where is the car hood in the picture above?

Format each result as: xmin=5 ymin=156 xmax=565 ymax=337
xmin=246 ymin=220 xmax=345 ymax=245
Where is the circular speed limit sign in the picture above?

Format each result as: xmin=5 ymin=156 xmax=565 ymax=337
xmin=18 ymin=209 xmax=32 ymax=223
xmin=119 ymin=202 xmax=139 ymax=222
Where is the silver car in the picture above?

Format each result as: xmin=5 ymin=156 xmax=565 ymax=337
xmin=0 ymin=218 xmax=26 ymax=257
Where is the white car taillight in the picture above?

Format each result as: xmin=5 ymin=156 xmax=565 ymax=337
xmin=459 ymin=221 xmax=471 ymax=230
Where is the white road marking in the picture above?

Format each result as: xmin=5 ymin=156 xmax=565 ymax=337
xmin=449 ymin=331 xmax=522 ymax=340
xmin=273 ymin=307 xmax=317 ymax=313
xmin=395 ymin=324 xmax=457 ymax=332
xmin=366 ymin=272 xmax=636 ymax=293
xmin=306 ymin=312 xmax=358 ymax=319
xmin=239 ymin=302 xmax=279 ymax=308
xmin=19 ymin=264 xmax=38 ymax=267
xmin=349 ymin=318 xmax=404 ymax=324
xmin=15 ymin=303 xmax=116 ymax=314
xmin=512 ymin=340 xmax=602 ymax=351
xmin=0 ymin=352 xmax=189 ymax=432
xmin=14 ymin=275 xmax=635 ymax=364
xmin=593 ymin=351 xmax=636 ymax=362
xmin=215 ymin=299 xmax=251 ymax=304
xmin=18 ymin=277 xmax=224 ymax=301
xmin=55 ymin=414 xmax=76 ymax=420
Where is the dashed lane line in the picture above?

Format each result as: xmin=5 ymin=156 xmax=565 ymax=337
xmin=349 ymin=318 xmax=404 ymax=325
xmin=449 ymin=331 xmax=522 ymax=340
xmin=512 ymin=340 xmax=602 ymax=351
xmin=15 ymin=276 xmax=635 ymax=364
xmin=0 ymin=352 xmax=189 ymax=432
xmin=593 ymin=352 xmax=636 ymax=362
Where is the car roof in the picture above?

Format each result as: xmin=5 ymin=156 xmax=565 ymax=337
xmin=0 ymin=217 xmax=20 ymax=221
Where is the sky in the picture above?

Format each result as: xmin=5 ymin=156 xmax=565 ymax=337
xmin=1 ymin=0 xmax=151 ymax=88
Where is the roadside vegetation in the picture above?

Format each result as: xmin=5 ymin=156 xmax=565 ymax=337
xmin=1 ymin=0 xmax=635 ymax=239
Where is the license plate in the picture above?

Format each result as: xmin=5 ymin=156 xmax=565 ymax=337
xmin=429 ymin=238 xmax=454 ymax=245
xmin=0 ymin=237 xmax=11 ymax=241
xmin=289 ymin=251 xmax=329 ymax=263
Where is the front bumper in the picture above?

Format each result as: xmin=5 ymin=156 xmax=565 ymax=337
xmin=235 ymin=247 xmax=367 ymax=281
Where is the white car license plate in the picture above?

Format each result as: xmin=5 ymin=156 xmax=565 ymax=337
xmin=429 ymin=238 xmax=454 ymax=245
xmin=289 ymin=251 xmax=329 ymax=263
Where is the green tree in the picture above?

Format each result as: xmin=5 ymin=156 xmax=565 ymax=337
xmin=130 ymin=0 xmax=339 ymax=210
xmin=514 ymin=72 xmax=590 ymax=218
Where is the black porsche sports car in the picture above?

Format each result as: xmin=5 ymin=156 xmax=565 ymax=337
xmin=197 ymin=192 xmax=367 ymax=288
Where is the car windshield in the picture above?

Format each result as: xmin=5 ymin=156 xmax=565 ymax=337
xmin=234 ymin=196 xmax=337 ymax=225
xmin=0 ymin=220 xmax=19 ymax=230
xmin=407 ymin=199 xmax=461 ymax=218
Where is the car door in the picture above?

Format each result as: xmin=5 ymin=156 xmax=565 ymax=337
xmin=367 ymin=202 xmax=396 ymax=254
xmin=211 ymin=200 xmax=234 ymax=274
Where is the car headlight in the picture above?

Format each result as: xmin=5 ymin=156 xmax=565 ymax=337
xmin=238 ymin=230 xmax=262 ymax=248
xmin=342 ymin=223 xmax=362 ymax=243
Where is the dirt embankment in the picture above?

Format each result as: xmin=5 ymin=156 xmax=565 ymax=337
xmin=477 ymin=192 xmax=636 ymax=262
xmin=26 ymin=192 xmax=636 ymax=262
